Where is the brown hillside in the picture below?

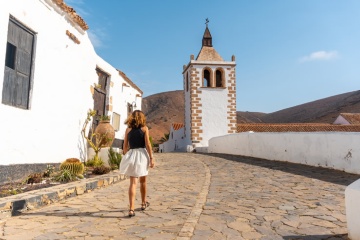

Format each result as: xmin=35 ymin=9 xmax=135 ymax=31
xmin=260 ymin=90 xmax=360 ymax=123
xmin=237 ymin=111 xmax=266 ymax=123
xmin=142 ymin=90 xmax=184 ymax=144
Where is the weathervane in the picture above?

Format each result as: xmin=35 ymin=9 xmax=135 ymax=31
xmin=205 ymin=18 xmax=209 ymax=27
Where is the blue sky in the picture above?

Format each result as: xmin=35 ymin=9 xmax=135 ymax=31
xmin=65 ymin=0 xmax=360 ymax=113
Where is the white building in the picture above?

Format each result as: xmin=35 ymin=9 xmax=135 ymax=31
xmin=158 ymin=123 xmax=185 ymax=153
xmin=0 ymin=0 xmax=142 ymax=182
xmin=160 ymin=23 xmax=237 ymax=152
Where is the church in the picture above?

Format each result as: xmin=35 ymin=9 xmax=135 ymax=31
xmin=159 ymin=22 xmax=237 ymax=153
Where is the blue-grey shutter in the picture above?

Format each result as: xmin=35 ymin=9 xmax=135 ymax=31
xmin=2 ymin=18 xmax=34 ymax=109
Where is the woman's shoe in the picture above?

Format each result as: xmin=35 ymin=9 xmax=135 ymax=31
xmin=128 ymin=209 xmax=135 ymax=217
xmin=141 ymin=202 xmax=150 ymax=211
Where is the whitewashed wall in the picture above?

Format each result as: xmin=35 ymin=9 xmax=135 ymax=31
xmin=201 ymin=88 xmax=228 ymax=146
xmin=209 ymin=132 xmax=360 ymax=175
xmin=0 ymin=0 xmax=141 ymax=165
xmin=159 ymin=126 xmax=186 ymax=152
xmin=94 ymin=56 xmax=142 ymax=142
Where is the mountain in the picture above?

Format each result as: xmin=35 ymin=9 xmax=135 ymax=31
xmin=142 ymin=90 xmax=184 ymax=144
xmin=142 ymin=90 xmax=360 ymax=144
xmin=260 ymin=90 xmax=360 ymax=123
xmin=237 ymin=111 xmax=266 ymax=123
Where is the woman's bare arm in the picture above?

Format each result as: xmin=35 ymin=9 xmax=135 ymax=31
xmin=123 ymin=128 xmax=131 ymax=155
xmin=143 ymin=126 xmax=155 ymax=168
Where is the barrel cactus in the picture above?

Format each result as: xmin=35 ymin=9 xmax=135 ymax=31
xmin=60 ymin=158 xmax=85 ymax=177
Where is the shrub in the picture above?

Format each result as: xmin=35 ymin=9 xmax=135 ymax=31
xmin=27 ymin=173 xmax=42 ymax=184
xmin=108 ymin=147 xmax=122 ymax=170
xmin=85 ymin=155 xmax=104 ymax=167
xmin=92 ymin=166 xmax=111 ymax=175
xmin=43 ymin=164 xmax=55 ymax=177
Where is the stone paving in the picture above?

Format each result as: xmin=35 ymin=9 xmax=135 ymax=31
xmin=0 ymin=152 xmax=359 ymax=240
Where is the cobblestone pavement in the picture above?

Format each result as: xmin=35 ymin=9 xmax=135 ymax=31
xmin=0 ymin=153 xmax=359 ymax=240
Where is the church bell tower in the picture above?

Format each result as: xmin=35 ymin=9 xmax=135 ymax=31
xmin=182 ymin=20 xmax=237 ymax=149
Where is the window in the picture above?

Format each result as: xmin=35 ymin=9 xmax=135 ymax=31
xmin=203 ymin=69 xmax=211 ymax=87
xmin=186 ymin=72 xmax=189 ymax=92
xmin=112 ymin=112 xmax=120 ymax=131
xmin=2 ymin=17 xmax=36 ymax=109
xmin=215 ymin=69 xmax=224 ymax=87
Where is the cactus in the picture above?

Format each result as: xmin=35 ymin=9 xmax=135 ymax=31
xmin=60 ymin=158 xmax=85 ymax=176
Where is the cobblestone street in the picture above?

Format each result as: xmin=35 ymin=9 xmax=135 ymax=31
xmin=0 ymin=153 xmax=358 ymax=240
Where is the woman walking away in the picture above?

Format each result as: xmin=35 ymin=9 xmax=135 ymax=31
xmin=120 ymin=110 xmax=155 ymax=217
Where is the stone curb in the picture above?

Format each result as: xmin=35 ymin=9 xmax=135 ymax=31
xmin=0 ymin=171 xmax=126 ymax=222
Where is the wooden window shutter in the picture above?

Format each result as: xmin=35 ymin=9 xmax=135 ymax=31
xmin=2 ymin=17 xmax=35 ymax=109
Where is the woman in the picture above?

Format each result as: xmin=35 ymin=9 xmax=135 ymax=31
xmin=119 ymin=110 xmax=155 ymax=217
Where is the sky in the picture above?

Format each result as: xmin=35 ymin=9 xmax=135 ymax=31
xmin=64 ymin=0 xmax=360 ymax=113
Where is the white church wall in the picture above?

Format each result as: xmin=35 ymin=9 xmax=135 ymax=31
xmin=184 ymin=72 xmax=192 ymax=147
xmin=209 ymin=132 xmax=360 ymax=175
xmin=201 ymin=88 xmax=229 ymax=146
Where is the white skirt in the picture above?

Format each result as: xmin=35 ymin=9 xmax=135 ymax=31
xmin=119 ymin=148 xmax=150 ymax=177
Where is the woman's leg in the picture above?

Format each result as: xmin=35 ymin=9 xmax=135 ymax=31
xmin=139 ymin=176 xmax=147 ymax=205
xmin=129 ymin=177 xmax=138 ymax=211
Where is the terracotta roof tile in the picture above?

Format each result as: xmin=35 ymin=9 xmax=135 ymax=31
xmin=196 ymin=46 xmax=224 ymax=61
xmin=340 ymin=113 xmax=360 ymax=124
xmin=172 ymin=123 xmax=185 ymax=131
xmin=117 ymin=70 xmax=143 ymax=95
xmin=53 ymin=0 xmax=88 ymax=31
xmin=237 ymin=123 xmax=360 ymax=133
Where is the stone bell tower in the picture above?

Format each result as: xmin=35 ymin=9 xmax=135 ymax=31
xmin=182 ymin=20 xmax=237 ymax=149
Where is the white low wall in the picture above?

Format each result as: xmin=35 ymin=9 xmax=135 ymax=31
xmin=345 ymin=179 xmax=360 ymax=240
xmin=208 ymin=132 xmax=360 ymax=175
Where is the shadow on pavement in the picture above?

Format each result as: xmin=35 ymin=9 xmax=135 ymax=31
xmin=19 ymin=208 xmax=145 ymax=219
xmin=283 ymin=234 xmax=348 ymax=240
xmin=198 ymin=153 xmax=360 ymax=186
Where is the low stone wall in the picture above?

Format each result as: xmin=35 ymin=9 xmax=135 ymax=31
xmin=0 ymin=163 xmax=61 ymax=185
xmin=0 ymin=171 xmax=126 ymax=221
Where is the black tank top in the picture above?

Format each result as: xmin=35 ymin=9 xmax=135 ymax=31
xmin=128 ymin=127 xmax=145 ymax=149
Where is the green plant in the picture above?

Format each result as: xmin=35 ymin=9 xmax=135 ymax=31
xmin=54 ymin=169 xmax=76 ymax=182
xmin=92 ymin=166 xmax=111 ymax=175
xmin=81 ymin=109 xmax=111 ymax=161
xmin=100 ymin=115 xmax=110 ymax=121
xmin=43 ymin=165 xmax=55 ymax=177
xmin=108 ymin=147 xmax=122 ymax=170
xmin=60 ymin=158 xmax=85 ymax=176
xmin=159 ymin=132 xmax=170 ymax=143
xmin=85 ymin=155 xmax=104 ymax=167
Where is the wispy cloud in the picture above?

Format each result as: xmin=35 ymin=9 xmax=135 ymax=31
xmin=299 ymin=51 xmax=338 ymax=62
